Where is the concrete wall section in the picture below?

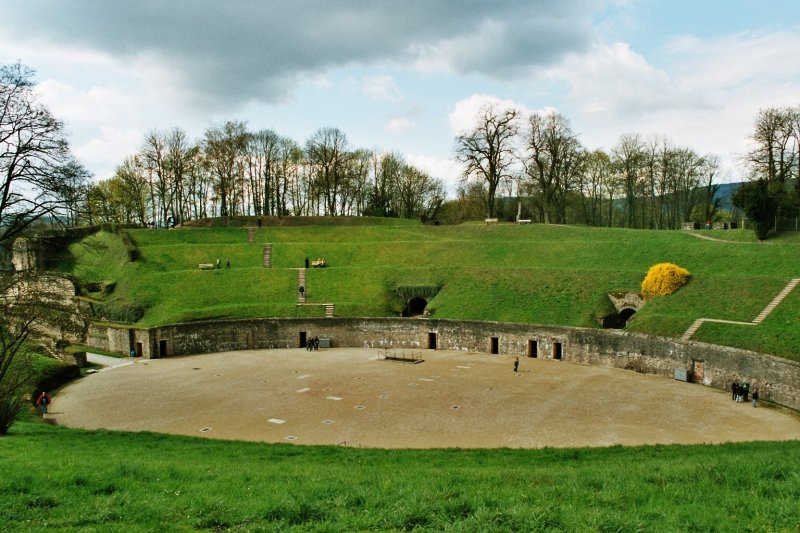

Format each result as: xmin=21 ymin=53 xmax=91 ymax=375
xmin=86 ymin=318 xmax=800 ymax=410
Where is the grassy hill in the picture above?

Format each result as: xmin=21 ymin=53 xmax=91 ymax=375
xmin=55 ymin=219 xmax=800 ymax=360
xmin=3 ymin=415 xmax=800 ymax=531
xmin=9 ymin=219 xmax=799 ymax=530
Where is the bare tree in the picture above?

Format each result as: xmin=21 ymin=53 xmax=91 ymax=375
xmin=0 ymin=63 xmax=73 ymax=241
xmin=203 ymin=121 xmax=248 ymax=217
xmin=305 ymin=127 xmax=351 ymax=216
xmin=524 ymin=111 xmax=583 ymax=224
xmin=454 ymin=104 xmax=519 ymax=218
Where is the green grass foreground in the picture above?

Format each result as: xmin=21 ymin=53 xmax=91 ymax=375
xmin=2 ymin=417 xmax=799 ymax=531
xmin=57 ymin=221 xmax=800 ymax=360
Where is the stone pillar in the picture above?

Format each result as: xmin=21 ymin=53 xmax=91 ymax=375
xmin=12 ymin=238 xmax=40 ymax=271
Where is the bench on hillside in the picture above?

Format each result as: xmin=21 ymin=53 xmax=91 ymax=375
xmin=198 ymin=263 xmax=214 ymax=270
xmin=311 ymin=259 xmax=327 ymax=268
xmin=485 ymin=218 xmax=498 ymax=225
xmin=517 ymin=219 xmax=531 ymax=224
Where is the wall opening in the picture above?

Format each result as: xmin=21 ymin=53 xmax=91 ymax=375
xmin=403 ymin=297 xmax=428 ymax=317
xmin=692 ymin=360 xmax=705 ymax=383
xmin=158 ymin=340 xmax=168 ymax=358
xmin=299 ymin=331 xmax=307 ymax=348
xmin=528 ymin=340 xmax=538 ymax=358
xmin=552 ymin=342 xmax=562 ymax=360
xmin=427 ymin=332 xmax=437 ymax=350
xmin=602 ymin=308 xmax=637 ymax=329
xmin=490 ymin=337 xmax=499 ymax=354
xmin=128 ymin=329 xmax=136 ymax=357
xmin=135 ymin=341 xmax=143 ymax=358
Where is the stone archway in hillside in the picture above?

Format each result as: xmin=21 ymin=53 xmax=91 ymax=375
xmin=403 ymin=297 xmax=428 ymax=317
xmin=603 ymin=292 xmax=644 ymax=329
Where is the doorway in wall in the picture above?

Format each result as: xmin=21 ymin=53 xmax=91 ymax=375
xmin=135 ymin=341 xmax=143 ymax=358
xmin=299 ymin=331 xmax=307 ymax=348
xmin=552 ymin=342 xmax=562 ymax=360
xmin=158 ymin=340 xmax=168 ymax=358
xmin=528 ymin=340 xmax=538 ymax=358
xmin=427 ymin=332 xmax=437 ymax=350
xmin=490 ymin=337 xmax=499 ymax=354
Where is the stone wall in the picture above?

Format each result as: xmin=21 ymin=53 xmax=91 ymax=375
xmin=85 ymin=317 xmax=800 ymax=411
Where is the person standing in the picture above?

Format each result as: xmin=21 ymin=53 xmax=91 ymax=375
xmin=752 ymin=390 xmax=759 ymax=408
xmin=225 ymin=258 xmax=230 ymax=269
xmin=216 ymin=257 xmax=221 ymax=269
xmin=304 ymin=257 xmax=310 ymax=269
xmin=513 ymin=357 xmax=519 ymax=372
xmin=36 ymin=391 xmax=51 ymax=416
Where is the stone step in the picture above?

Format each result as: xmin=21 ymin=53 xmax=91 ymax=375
xmin=298 ymin=269 xmax=306 ymax=303
xmin=681 ymin=318 xmax=704 ymax=341
xmin=752 ymin=278 xmax=800 ymax=324
xmin=325 ymin=304 xmax=335 ymax=318
xmin=247 ymin=227 xmax=255 ymax=244
xmin=262 ymin=244 xmax=272 ymax=268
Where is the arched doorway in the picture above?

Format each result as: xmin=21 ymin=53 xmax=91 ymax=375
xmin=403 ymin=297 xmax=428 ymax=317
xmin=602 ymin=308 xmax=636 ymax=329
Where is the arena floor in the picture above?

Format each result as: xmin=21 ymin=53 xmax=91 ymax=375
xmin=51 ymin=348 xmax=800 ymax=449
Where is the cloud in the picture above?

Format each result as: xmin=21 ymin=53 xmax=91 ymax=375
xmin=73 ymin=127 xmax=143 ymax=180
xmin=405 ymin=153 xmax=462 ymax=193
xmin=362 ymin=75 xmax=402 ymax=102
xmin=385 ymin=117 xmax=415 ymax=132
xmin=448 ymin=94 xmax=532 ymax=135
xmin=1 ymin=1 xmax=598 ymax=110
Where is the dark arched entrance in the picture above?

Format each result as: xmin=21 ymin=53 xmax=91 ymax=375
xmin=403 ymin=297 xmax=428 ymax=317
xmin=602 ymin=308 xmax=636 ymax=329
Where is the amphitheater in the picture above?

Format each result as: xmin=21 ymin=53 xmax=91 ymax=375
xmin=52 ymin=345 xmax=800 ymax=449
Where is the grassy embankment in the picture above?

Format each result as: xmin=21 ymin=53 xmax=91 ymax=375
xmin=2 ymin=416 xmax=799 ymax=531
xmin=57 ymin=221 xmax=800 ymax=360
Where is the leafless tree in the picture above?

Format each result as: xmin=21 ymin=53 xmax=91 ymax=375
xmin=305 ymin=127 xmax=351 ymax=216
xmin=454 ymin=104 xmax=520 ymax=218
xmin=0 ymin=63 xmax=74 ymax=241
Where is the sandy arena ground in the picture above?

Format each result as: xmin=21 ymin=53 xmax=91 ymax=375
xmin=51 ymin=348 xmax=800 ymax=449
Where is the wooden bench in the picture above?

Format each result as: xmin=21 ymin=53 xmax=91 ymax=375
xmin=198 ymin=263 xmax=214 ymax=270
xmin=485 ymin=218 xmax=498 ymax=225
xmin=311 ymin=259 xmax=327 ymax=268
xmin=517 ymin=219 xmax=531 ymax=224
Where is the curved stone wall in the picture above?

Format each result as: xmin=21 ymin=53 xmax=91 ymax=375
xmin=86 ymin=317 xmax=800 ymax=411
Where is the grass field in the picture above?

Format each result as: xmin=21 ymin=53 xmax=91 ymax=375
xmin=56 ymin=220 xmax=800 ymax=360
xmin=2 ymin=415 xmax=800 ymax=531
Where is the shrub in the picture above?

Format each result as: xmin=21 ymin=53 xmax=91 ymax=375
xmin=91 ymin=301 xmax=146 ymax=323
xmin=641 ymin=263 xmax=691 ymax=300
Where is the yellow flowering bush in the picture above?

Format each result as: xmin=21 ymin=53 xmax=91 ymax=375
xmin=641 ymin=263 xmax=690 ymax=300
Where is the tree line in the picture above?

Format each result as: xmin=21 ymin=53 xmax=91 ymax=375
xmin=75 ymin=123 xmax=445 ymax=228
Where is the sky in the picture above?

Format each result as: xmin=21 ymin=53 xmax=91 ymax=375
xmin=2 ymin=1 xmax=799 ymax=194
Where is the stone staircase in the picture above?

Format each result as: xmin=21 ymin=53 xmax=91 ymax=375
xmin=325 ymin=303 xmax=335 ymax=318
xmin=262 ymin=243 xmax=272 ymax=268
xmin=682 ymin=277 xmax=800 ymax=341
xmin=753 ymin=278 xmax=799 ymax=324
xmin=247 ymin=227 xmax=255 ymax=244
xmin=298 ymin=269 xmax=306 ymax=303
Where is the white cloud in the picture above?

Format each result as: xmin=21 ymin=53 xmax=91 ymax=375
xmin=362 ymin=75 xmax=402 ymax=101
xmin=73 ymin=127 xmax=143 ymax=180
xmin=448 ymin=94 xmax=532 ymax=135
xmin=405 ymin=153 xmax=462 ymax=194
xmin=385 ymin=117 xmax=415 ymax=132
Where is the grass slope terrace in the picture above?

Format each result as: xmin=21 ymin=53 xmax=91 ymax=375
xmin=55 ymin=218 xmax=800 ymax=360
xmin=2 ymin=418 xmax=800 ymax=531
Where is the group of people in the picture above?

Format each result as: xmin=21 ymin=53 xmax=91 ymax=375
xmin=732 ymin=380 xmax=760 ymax=407
xmin=306 ymin=336 xmax=320 ymax=351
xmin=215 ymin=257 xmax=231 ymax=269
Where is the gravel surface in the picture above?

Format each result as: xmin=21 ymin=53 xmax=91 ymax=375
xmin=51 ymin=348 xmax=800 ymax=449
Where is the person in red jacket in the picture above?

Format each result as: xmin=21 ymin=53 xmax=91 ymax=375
xmin=36 ymin=391 xmax=51 ymax=416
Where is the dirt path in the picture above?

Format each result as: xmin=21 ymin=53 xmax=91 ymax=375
xmin=51 ymin=348 xmax=800 ymax=449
